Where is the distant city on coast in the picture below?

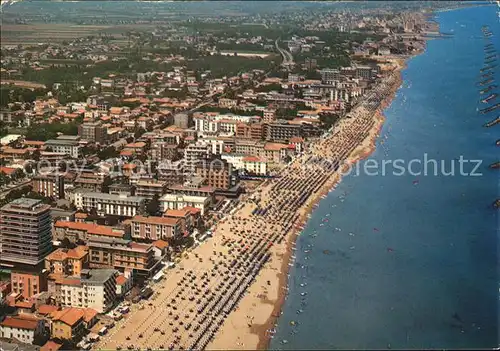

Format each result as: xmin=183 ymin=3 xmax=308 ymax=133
xmin=0 ymin=1 xmax=498 ymax=351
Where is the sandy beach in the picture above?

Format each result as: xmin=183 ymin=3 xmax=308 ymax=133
xmin=208 ymin=63 xmax=402 ymax=351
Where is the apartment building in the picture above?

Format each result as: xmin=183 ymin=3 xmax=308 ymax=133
xmin=184 ymin=142 xmax=211 ymax=175
xmin=320 ymin=68 xmax=340 ymax=84
xmin=0 ymin=315 xmax=45 ymax=345
xmin=263 ymin=122 xmax=303 ymax=142
xmin=288 ymin=73 xmax=299 ymax=83
xmin=45 ymin=246 xmax=89 ymax=276
xmin=173 ymin=113 xmax=189 ymax=129
xmin=160 ymin=193 xmax=210 ymax=215
xmin=53 ymin=220 xmax=125 ymax=243
xmin=164 ymin=207 xmax=201 ymax=234
xmin=134 ymin=179 xmax=168 ymax=199
xmin=218 ymin=98 xmax=238 ymax=108
xmin=195 ymin=156 xmax=234 ymax=190
xmin=147 ymin=132 xmax=180 ymax=145
xmin=74 ymin=172 xmax=110 ymax=192
xmin=78 ymin=121 xmax=107 ymax=144
xmin=131 ymin=215 xmax=181 ymax=241
xmin=0 ymin=198 xmax=52 ymax=268
xmin=157 ymin=160 xmax=185 ymax=185
xmin=32 ymin=173 xmax=65 ymax=199
xmin=263 ymin=108 xmax=276 ymax=123
xmin=50 ymin=308 xmax=88 ymax=342
xmin=242 ymin=156 xmax=268 ymax=175
xmin=77 ymin=192 xmax=146 ymax=217
xmin=233 ymin=139 xmax=265 ymax=156
xmin=355 ymin=65 xmax=377 ymax=80
xmin=263 ymin=142 xmax=291 ymax=163
xmin=87 ymin=237 xmax=155 ymax=277
xmin=48 ymin=269 xmax=117 ymax=313
xmin=151 ymin=142 xmax=180 ymax=162
xmin=45 ymin=135 xmax=80 ymax=158
xmin=10 ymin=271 xmax=48 ymax=299
xmin=235 ymin=122 xmax=264 ymax=140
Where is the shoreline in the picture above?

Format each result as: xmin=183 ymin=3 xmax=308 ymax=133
xmin=207 ymin=61 xmax=406 ymax=350
xmin=96 ymin=13 xmax=438 ymax=351
xmin=256 ymin=67 xmax=402 ymax=351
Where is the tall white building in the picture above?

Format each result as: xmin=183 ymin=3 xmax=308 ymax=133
xmin=184 ymin=142 xmax=212 ymax=175
xmin=76 ymin=191 xmax=146 ymax=217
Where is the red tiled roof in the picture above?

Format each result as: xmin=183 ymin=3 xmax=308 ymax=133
xmin=23 ymin=140 xmax=46 ymax=146
xmin=125 ymin=142 xmax=146 ymax=148
xmin=0 ymin=316 xmax=39 ymax=330
xmin=264 ymin=142 xmax=288 ymax=151
xmin=45 ymin=246 xmax=88 ymax=261
xmin=41 ymin=340 xmax=62 ymax=351
xmin=164 ymin=209 xmax=190 ymax=218
xmin=83 ymin=308 xmax=98 ymax=323
xmin=116 ymin=274 xmax=128 ymax=286
xmin=152 ymin=239 xmax=169 ymax=250
xmin=0 ymin=166 xmax=18 ymax=175
xmin=132 ymin=215 xmax=179 ymax=226
xmin=54 ymin=221 xmax=124 ymax=238
xmin=38 ymin=304 xmax=60 ymax=315
xmin=242 ymin=156 xmax=265 ymax=163
xmin=182 ymin=206 xmax=201 ymax=215
xmin=51 ymin=307 xmax=84 ymax=326
xmin=13 ymin=300 xmax=35 ymax=309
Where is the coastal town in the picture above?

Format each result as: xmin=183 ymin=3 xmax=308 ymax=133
xmin=0 ymin=1 xmax=467 ymax=351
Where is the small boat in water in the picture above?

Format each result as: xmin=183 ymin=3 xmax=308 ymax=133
xmin=484 ymin=116 xmax=500 ymax=127
xmin=480 ymin=102 xmax=500 ymax=114
xmin=481 ymin=93 xmax=498 ymax=104
xmin=480 ymin=85 xmax=497 ymax=94
xmin=478 ymin=78 xmax=495 ymax=86
xmin=480 ymin=64 xmax=497 ymax=72
xmin=481 ymin=71 xmax=494 ymax=79
xmin=489 ymin=162 xmax=500 ymax=169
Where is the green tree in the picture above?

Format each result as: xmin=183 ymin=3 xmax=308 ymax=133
xmin=134 ymin=127 xmax=146 ymax=139
xmin=97 ymin=146 xmax=119 ymax=160
xmin=146 ymin=194 xmax=160 ymax=216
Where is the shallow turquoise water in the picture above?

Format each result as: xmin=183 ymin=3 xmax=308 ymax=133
xmin=270 ymin=5 xmax=499 ymax=350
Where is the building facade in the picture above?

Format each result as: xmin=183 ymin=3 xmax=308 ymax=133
xmin=0 ymin=315 xmax=45 ymax=345
xmin=45 ymin=136 xmax=80 ymax=158
xmin=45 ymin=246 xmax=89 ymax=276
xmin=77 ymin=192 xmax=146 ymax=217
xmin=32 ymin=173 xmax=65 ymax=200
xmin=48 ymin=269 xmax=117 ymax=313
xmin=78 ymin=121 xmax=107 ymax=144
xmin=87 ymin=237 xmax=155 ymax=277
xmin=195 ymin=157 xmax=234 ymax=190
xmin=134 ymin=180 xmax=168 ymax=199
xmin=131 ymin=215 xmax=181 ymax=241
xmin=0 ymin=198 xmax=52 ymax=268
xmin=160 ymin=194 xmax=210 ymax=215
xmin=263 ymin=122 xmax=303 ymax=142
xmin=10 ymin=271 xmax=48 ymax=299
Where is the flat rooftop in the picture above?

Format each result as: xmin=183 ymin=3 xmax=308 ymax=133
xmin=1 ymin=198 xmax=51 ymax=213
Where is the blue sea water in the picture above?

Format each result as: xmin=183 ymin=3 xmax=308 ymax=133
xmin=270 ymin=6 xmax=499 ymax=350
